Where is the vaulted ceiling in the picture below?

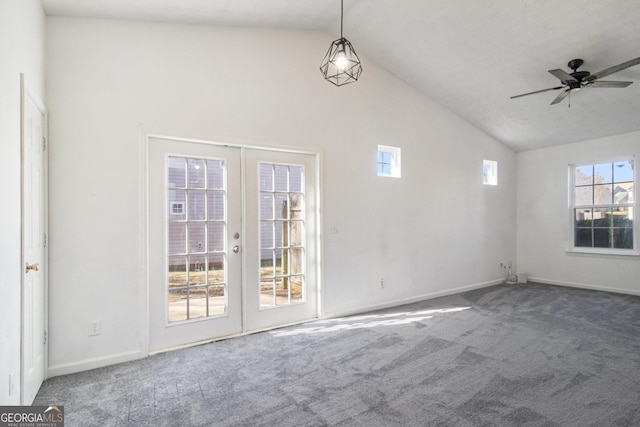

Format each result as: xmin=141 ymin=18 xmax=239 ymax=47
xmin=41 ymin=0 xmax=640 ymax=152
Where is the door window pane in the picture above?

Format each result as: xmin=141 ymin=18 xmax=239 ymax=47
xmin=167 ymin=156 xmax=228 ymax=322
xmin=259 ymin=162 xmax=306 ymax=308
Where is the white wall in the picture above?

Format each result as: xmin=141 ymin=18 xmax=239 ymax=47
xmin=517 ymin=130 xmax=640 ymax=294
xmin=0 ymin=0 xmax=45 ymax=405
xmin=46 ymin=17 xmax=516 ymax=375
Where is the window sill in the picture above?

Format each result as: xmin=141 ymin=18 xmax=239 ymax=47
xmin=565 ymin=247 xmax=639 ymax=257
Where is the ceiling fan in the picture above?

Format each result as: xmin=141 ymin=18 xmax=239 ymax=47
xmin=511 ymin=57 xmax=640 ymax=105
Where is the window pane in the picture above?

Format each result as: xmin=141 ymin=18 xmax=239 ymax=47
xmin=574 ymin=187 xmax=593 ymax=206
xmin=188 ymin=159 xmax=206 ymax=188
xmin=290 ymin=247 xmax=304 ymax=275
xmin=274 ymin=221 xmax=287 ymax=247
xmin=208 ymin=285 xmax=226 ymax=316
xmin=575 ymin=208 xmax=592 ymax=227
xmin=168 ymin=157 xmax=186 ymax=188
xmin=260 ymin=194 xmax=274 ymax=221
xmin=260 ymin=222 xmax=274 ymax=249
xmin=168 ymin=289 xmax=188 ymax=322
xmin=274 ymin=165 xmax=289 ymax=191
xmin=188 ymin=190 xmax=206 ymax=220
xmin=261 ymin=279 xmax=275 ymax=307
xmin=592 ymin=208 xmax=611 ymax=228
xmin=614 ymin=160 xmax=634 ymax=183
xmin=188 ymin=286 xmax=207 ymax=319
xmin=207 ymin=191 xmax=225 ymax=221
xmin=168 ymin=223 xmax=186 ymax=255
xmin=168 ymin=256 xmax=187 ymax=288
xmin=290 ymin=166 xmax=303 ymax=192
xmin=614 ymin=182 xmax=633 ymax=204
xmin=612 ymin=207 xmax=633 ymax=227
xmin=207 ymin=222 xmax=224 ymax=252
xmin=207 ymin=253 xmax=225 ymax=284
xmin=168 ymin=189 xmax=186 ymax=221
xmin=575 ymin=165 xmax=593 ymax=186
xmin=593 ymin=163 xmax=612 ymax=184
xmin=207 ymin=160 xmax=225 ymax=190
xmin=261 ymin=250 xmax=274 ymax=279
xmin=291 ymin=275 xmax=304 ymax=303
xmin=189 ymin=222 xmax=206 ymax=253
xmin=275 ymin=194 xmax=289 ymax=220
xmin=593 ymin=228 xmax=611 ymax=248
xmin=614 ymin=228 xmax=633 ymax=249
xmin=594 ymin=184 xmax=613 ymax=205
xmin=189 ymin=255 xmax=206 ymax=286
xmin=259 ymin=164 xmax=273 ymax=192
xmin=575 ymin=228 xmax=592 ymax=247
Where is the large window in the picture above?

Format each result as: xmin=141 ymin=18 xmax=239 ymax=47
xmin=572 ymin=160 xmax=635 ymax=251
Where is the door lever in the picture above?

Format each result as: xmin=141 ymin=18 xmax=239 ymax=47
xmin=25 ymin=263 xmax=40 ymax=273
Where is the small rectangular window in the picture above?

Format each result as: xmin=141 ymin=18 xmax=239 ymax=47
xmin=378 ymin=145 xmax=401 ymax=178
xmin=571 ymin=159 xmax=635 ymax=252
xmin=483 ymin=160 xmax=498 ymax=185
xmin=170 ymin=202 xmax=184 ymax=215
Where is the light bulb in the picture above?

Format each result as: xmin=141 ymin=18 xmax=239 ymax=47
xmin=335 ymin=51 xmax=348 ymax=70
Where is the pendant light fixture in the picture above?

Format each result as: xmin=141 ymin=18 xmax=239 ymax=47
xmin=320 ymin=0 xmax=363 ymax=86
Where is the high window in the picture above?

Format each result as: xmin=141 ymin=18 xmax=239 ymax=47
xmin=483 ymin=160 xmax=498 ymax=185
xmin=571 ymin=160 xmax=635 ymax=251
xmin=377 ymin=145 xmax=401 ymax=178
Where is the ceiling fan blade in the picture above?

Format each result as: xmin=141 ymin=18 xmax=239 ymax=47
xmin=586 ymin=57 xmax=640 ymax=81
xmin=585 ymin=80 xmax=633 ymax=88
xmin=510 ymin=85 xmax=564 ymax=99
xmin=550 ymin=88 xmax=570 ymax=105
xmin=549 ymin=69 xmax=578 ymax=83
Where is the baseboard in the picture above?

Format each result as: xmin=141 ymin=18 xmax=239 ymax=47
xmin=323 ymin=278 xmax=505 ymax=319
xmin=48 ymin=350 xmax=144 ymax=378
xmin=528 ymin=277 xmax=640 ymax=297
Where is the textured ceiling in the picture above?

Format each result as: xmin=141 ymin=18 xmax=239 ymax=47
xmin=41 ymin=0 xmax=640 ymax=152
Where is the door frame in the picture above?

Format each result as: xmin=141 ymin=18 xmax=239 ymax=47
xmin=144 ymin=133 xmax=323 ymax=354
xmin=20 ymin=74 xmax=49 ymax=404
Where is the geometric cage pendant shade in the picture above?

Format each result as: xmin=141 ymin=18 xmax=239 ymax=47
xmin=319 ymin=0 xmax=363 ymax=86
xmin=320 ymin=37 xmax=363 ymax=86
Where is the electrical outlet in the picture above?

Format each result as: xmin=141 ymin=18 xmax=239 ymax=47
xmin=89 ymin=320 xmax=101 ymax=336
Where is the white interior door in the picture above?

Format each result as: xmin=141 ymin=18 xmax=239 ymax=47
xmin=148 ymin=137 xmax=319 ymax=352
xmin=21 ymin=76 xmax=47 ymax=405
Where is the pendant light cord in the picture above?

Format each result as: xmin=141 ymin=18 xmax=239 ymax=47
xmin=340 ymin=0 xmax=344 ymax=38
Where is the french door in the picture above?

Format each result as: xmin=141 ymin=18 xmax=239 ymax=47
xmin=148 ymin=137 xmax=318 ymax=352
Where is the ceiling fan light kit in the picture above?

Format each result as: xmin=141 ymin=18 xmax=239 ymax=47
xmin=320 ymin=0 xmax=363 ymax=86
xmin=511 ymin=56 xmax=640 ymax=105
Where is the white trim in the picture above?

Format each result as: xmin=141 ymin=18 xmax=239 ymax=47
xmin=140 ymin=123 xmax=150 ymax=358
xmin=323 ymin=278 xmax=504 ymax=319
xmin=527 ymin=277 xmax=640 ymax=297
xmin=47 ymin=350 xmax=144 ymax=378
xmin=147 ymin=133 xmax=320 ymax=156
xmin=565 ymin=248 xmax=639 ymax=257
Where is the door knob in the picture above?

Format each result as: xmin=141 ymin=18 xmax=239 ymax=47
xmin=232 ymin=245 xmax=240 ymax=253
xmin=25 ymin=263 xmax=40 ymax=273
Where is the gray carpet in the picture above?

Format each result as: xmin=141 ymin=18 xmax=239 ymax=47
xmin=35 ymin=283 xmax=640 ymax=426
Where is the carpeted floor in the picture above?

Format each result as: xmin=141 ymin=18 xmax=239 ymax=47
xmin=35 ymin=283 xmax=640 ymax=426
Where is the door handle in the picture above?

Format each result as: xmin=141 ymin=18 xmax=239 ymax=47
xmin=232 ymin=245 xmax=240 ymax=253
xmin=25 ymin=263 xmax=40 ymax=273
